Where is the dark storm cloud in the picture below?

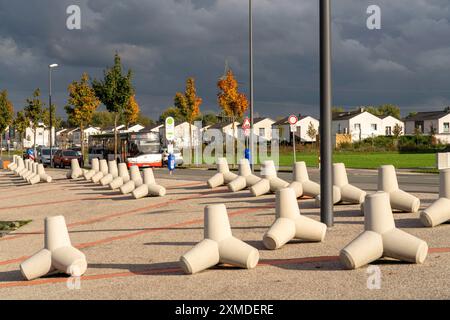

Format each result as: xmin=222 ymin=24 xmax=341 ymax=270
xmin=1 ymin=0 xmax=450 ymax=120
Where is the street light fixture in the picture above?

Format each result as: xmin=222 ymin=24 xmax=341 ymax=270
xmin=48 ymin=63 xmax=59 ymax=167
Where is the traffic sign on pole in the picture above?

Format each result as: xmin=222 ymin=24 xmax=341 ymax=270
xmin=289 ymin=115 xmax=298 ymax=163
xmin=165 ymin=117 xmax=175 ymax=141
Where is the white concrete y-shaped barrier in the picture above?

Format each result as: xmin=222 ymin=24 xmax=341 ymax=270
xmin=100 ymin=160 xmax=119 ymax=186
xmin=289 ymin=161 xmax=320 ymax=198
xmin=109 ymin=163 xmax=131 ymax=190
xmin=420 ymin=168 xmax=450 ymax=227
xmin=66 ymin=159 xmax=83 ymax=179
xmin=20 ymin=215 xmax=87 ymax=280
xmin=14 ymin=158 xmax=25 ymax=175
xmin=263 ymin=188 xmax=327 ymax=250
xmin=340 ymin=192 xmax=428 ymax=269
xmin=132 ymin=168 xmax=166 ymax=199
xmin=7 ymin=155 xmax=19 ymax=171
xmin=179 ymin=204 xmax=260 ymax=274
xmin=228 ymin=158 xmax=261 ymax=192
xmin=91 ymin=159 xmax=109 ymax=183
xmin=315 ymin=163 xmax=366 ymax=207
xmin=250 ymin=160 xmax=289 ymax=197
xmin=377 ymin=165 xmax=420 ymax=213
xmin=120 ymin=165 xmax=143 ymax=194
xmin=84 ymin=158 xmax=100 ymax=181
xmin=207 ymin=158 xmax=238 ymax=188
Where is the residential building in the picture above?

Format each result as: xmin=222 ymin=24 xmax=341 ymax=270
xmin=404 ymin=109 xmax=450 ymax=143
xmin=332 ymin=108 xmax=404 ymax=142
xmin=272 ymin=115 xmax=320 ymax=143
xmin=238 ymin=117 xmax=275 ymax=141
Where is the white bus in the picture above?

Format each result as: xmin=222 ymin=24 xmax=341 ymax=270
xmin=88 ymin=131 xmax=163 ymax=168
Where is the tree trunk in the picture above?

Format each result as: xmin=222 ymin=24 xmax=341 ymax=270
xmin=114 ymin=113 xmax=118 ymax=161
xmin=189 ymin=122 xmax=193 ymax=162
xmin=0 ymin=132 xmax=3 ymax=158
xmin=33 ymin=127 xmax=37 ymax=159
xmin=80 ymin=124 xmax=85 ymax=166
xmin=232 ymin=117 xmax=236 ymax=168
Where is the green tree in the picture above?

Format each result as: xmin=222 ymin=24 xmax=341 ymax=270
xmin=65 ymin=73 xmax=101 ymax=162
xmin=366 ymin=104 xmax=401 ymax=119
xmin=159 ymin=107 xmax=184 ymax=123
xmin=174 ymin=77 xmax=202 ymax=152
xmin=24 ymin=88 xmax=45 ymax=156
xmin=200 ymin=112 xmax=219 ymax=127
xmin=122 ymin=95 xmax=140 ymax=129
xmin=92 ymin=53 xmax=134 ymax=159
xmin=42 ymin=104 xmax=62 ymax=129
xmin=332 ymin=106 xmax=345 ymax=113
xmin=136 ymin=114 xmax=154 ymax=128
xmin=0 ymin=90 xmax=14 ymax=156
xmin=91 ymin=111 xmax=115 ymax=129
xmin=306 ymin=121 xmax=318 ymax=142
xmin=13 ymin=111 xmax=29 ymax=149
xmin=393 ymin=123 xmax=403 ymax=139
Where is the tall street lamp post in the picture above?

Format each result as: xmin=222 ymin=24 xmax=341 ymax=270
xmin=48 ymin=63 xmax=58 ymax=168
xmin=249 ymin=0 xmax=254 ymax=171
xmin=320 ymin=0 xmax=334 ymax=227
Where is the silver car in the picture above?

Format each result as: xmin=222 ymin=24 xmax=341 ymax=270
xmin=38 ymin=148 xmax=60 ymax=166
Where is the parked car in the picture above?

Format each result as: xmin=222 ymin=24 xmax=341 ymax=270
xmin=37 ymin=148 xmax=60 ymax=167
xmin=53 ymin=149 xmax=84 ymax=168
xmin=161 ymin=147 xmax=184 ymax=166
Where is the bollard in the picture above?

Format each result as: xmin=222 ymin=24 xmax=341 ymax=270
xmin=20 ymin=216 xmax=87 ymax=280
xmin=179 ymin=204 xmax=259 ymax=274
xmin=67 ymin=159 xmax=83 ymax=179
xmin=91 ymin=159 xmax=108 ymax=183
xmin=132 ymin=168 xmax=166 ymax=199
xmin=340 ymin=192 xmax=428 ymax=269
xmin=420 ymin=168 xmax=450 ymax=227
xmin=378 ymin=165 xmax=420 ymax=213
xmin=228 ymin=158 xmax=261 ymax=192
xmin=250 ymin=160 xmax=289 ymax=197
xmin=84 ymin=158 xmax=100 ymax=181
xmin=100 ymin=160 xmax=119 ymax=186
xmin=109 ymin=163 xmax=130 ymax=190
xmin=207 ymin=158 xmax=238 ymax=188
xmin=263 ymin=188 xmax=327 ymax=250
xmin=120 ymin=165 xmax=143 ymax=194
xmin=289 ymin=161 xmax=320 ymax=198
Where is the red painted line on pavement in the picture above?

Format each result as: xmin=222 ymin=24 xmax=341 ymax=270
xmin=0 ymin=182 xmax=206 ymax=242
xmin=2 ymin=248 xmax=450 ymax=289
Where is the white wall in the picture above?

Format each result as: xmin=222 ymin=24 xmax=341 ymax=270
xmin=296 ymin=116 xmax=320 ymax=142
xmin=381 ymin=116 xmax=404 ymax=136
xmin=438 ymin=114 xmax=450 ymax=134
xmin=23 ymin=126 xmax=55 ymax=148
xmin=253 ymin=118 xmax=275 ymax=141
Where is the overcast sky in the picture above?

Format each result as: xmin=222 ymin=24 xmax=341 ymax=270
xmin=1 ymin=0 xmax=450 ymax=121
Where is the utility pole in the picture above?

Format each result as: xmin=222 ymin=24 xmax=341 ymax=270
xmin=249 ymin=0 xmax=254 ymax=171
xmin=320 ymin=0 xmax=334 ymax=227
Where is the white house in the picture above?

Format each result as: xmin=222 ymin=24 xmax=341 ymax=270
xmin=146 ymin=123 xmax=164 ymax=133
xmin=380 ymin=115 xmax=404 ymax=136
xmin=238 ymin=117 xmax=275 ymax=141
xmin=332 ymin=108 xmax=404 ymax=142
xmin=125 ymin=124 xmax=145 ymax=133
xmin=272 ymin=115 xmax=320 ymax=143
xmin=404 ymin=109 xmax=450 ymax=143
xmin=205 ymin=121 xmax=240 ymax=143
xmin=22 ymin=123 xmax=55 ymax=148
xmin=160 ymin=121 xmax=202 ymax=148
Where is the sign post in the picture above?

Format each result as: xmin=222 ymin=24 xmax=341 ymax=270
xmin=242 ymin=117 xmax=251 ymax=163
xmin=288 ymin=115 xmax=298 ymax=163
xmin=165 ymin=117 xmax=175 ymax=174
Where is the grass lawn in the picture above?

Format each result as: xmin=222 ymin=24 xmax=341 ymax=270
xmin=276 ymin=152 xmax=435 ymax=169
xmin=0 ymin=220 xmax=31 ymax=238
xmin=202 ymin=151 xmax=436 ymax=169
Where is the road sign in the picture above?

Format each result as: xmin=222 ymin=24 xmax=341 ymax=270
xmin=242 ymin=117 xmax=251 ymax=129
xmin=288 ymin=115 xmax=298 ymax=125
xmin=290 ymin=124 xmax=297 ymax=133
xmin=165 ymin=117 xmax=175 ymax=141
xmin=244 ymin=128 xmax=250 ymax=137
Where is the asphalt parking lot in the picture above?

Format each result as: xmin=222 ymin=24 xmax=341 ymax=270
xmin=0 ymin=167 xmax=449 ymax=299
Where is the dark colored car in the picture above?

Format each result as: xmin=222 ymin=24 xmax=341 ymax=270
xmin=53 ymin=149 xmax=84 ymax=168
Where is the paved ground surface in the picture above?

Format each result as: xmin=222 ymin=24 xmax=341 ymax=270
xmin=0 ymin=167 xmax=448 ymax=300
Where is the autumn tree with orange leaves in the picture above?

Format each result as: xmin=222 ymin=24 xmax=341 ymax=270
xmin=217 ymin=70 xmax=248 ymax=142
xmin=65 ymin=73 xmax=100 ymax=163
xmin=123 ymin=95 xmax=140 ymax=129
xmin=174 ymin=77 xmax=202 ymax=154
